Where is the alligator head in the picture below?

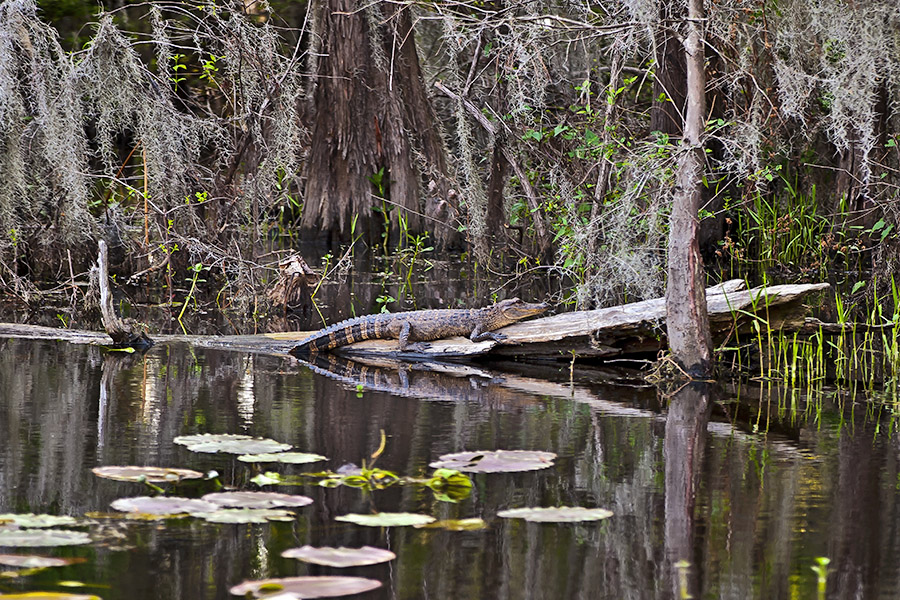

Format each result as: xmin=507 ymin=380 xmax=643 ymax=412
xmin=495 ymin=298 xmax=550 ymax=324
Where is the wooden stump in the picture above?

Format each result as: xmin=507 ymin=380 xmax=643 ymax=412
xmin=96 ymin=240 xmax=153 ymax=350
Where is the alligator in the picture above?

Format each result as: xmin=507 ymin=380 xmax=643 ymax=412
xmin=289 ymin=298 xmax=549 ymax=356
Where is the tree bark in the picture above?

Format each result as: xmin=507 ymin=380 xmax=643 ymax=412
xmin=665 ymin=0 xmax=713 ymax=377
xmin=301 ymin=0 xmax=458 ymax=246
xmin=651 ymin=5 xmax=687 ymax=136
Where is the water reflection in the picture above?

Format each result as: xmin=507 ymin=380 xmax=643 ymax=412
xmin=664 ymin=382 xmax=712 ymax=599
xmin=0 ymin=339 xmax=899 ymax=599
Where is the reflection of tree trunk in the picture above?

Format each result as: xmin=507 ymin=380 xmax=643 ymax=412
xmin=98 ymin=353 xmax=141 ymax=452
xmin=664 ymin=382 xmax=712 ymax=599
xmin=302 ymin=0 xmax=458 ymax=246
xmin=665 ymin=0 xmax=712 ymax=376
xmin=829 ymin=422 xmax=882 ymax=598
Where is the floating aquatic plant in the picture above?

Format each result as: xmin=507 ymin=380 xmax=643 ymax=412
xmin=0 ymin=593 xmax=101 ymax=599
xmin=109 ymin=496 xmax=217 ymax=516
xmin=191 ymin=509 xmax=295 ymax=524
xmin=0 ymin=555 xmax=85 ymax=568
xmin=0 ymin=530 xmax=91 ymax=548
xmin=496 ymin=506 xmax=614 ymax=522
xmin=281 ymin=545 xmax=396 ymax=568
xmin=173 ymin=434 xmax=291 ymax=455
xmin=91 ymin=466 xmax=204 ymax=483
xmin=201 ymin=491 xmax=313 ymax=509
xmin=237 ymin=452 xmax=326 ymax=464
xmin=334 ymin=512 xmax=436 ymax=527
xmin=414 ymin=518 xmax=487 ymax=531
xmin=429 ymin=450 xmax=557 ymax=473
xmin=0 ymin=515 xmax=78 ymax=528
xmin=229 ymin=576 xmax=381 ymax=598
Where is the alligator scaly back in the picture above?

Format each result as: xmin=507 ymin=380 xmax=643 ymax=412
xmin=289 ymin=299 xmax=549 ymax=356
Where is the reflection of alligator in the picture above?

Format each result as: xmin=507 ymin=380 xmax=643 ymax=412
xmin=289 ymin=298 xmax=548 ymax=356
xmin=296 ymin=354 xmax=502 ymax=402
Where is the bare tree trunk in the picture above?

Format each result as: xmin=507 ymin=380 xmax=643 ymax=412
xmin=301 ymin=0 xmax=458 ymax=246
xmin=665 ymin=0 xmax=712 ymax=377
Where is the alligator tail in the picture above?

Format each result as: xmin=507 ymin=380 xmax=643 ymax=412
xmin=290 ymin=316 xmax=383 ymax=356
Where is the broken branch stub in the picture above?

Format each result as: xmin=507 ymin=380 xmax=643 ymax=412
xmin=96 ymin=240 xmax=153 ymax=350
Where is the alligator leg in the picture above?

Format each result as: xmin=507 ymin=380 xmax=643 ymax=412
xmin=470 ymin=326 xmax=506 ymax=343
xmin=397 ymin=321 xmax=431 ymax=352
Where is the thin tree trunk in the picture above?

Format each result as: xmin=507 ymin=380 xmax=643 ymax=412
xmin=665 ymin=0 xmax=712 ymax=377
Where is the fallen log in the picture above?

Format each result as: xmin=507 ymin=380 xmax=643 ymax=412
xmin=0 ymin=280 xmax=830 ymax=362
xmin=333 ymin=280 xmax=830 ymax=360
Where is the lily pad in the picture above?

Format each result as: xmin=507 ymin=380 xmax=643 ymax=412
xmin=0 ymin=555 xmax=86 ymax=568
xmin=91 ymin=466 xmax=203 ymax=483
xmin=0 ymin=594 xmax=101 ymax=599
xmin=0 ymin=530 xmax=91 ymax=547
xmin=201 ymin=491 xmax=313 ymax=509
xmin=497 ymin=506 xmax=614 ymax=522
xmin=0 ymin=515 xmax=78 ymax=528
xmin=229 ymin=576 xmax=381 ymax=598
xmin=414 ymin=518 xmax=487 ymax=531
xmin=429 ymin=450 xmax=557 ymax=473
xmin=110 ymin=496 xmax=218 ymax=515
xmin=173 ymin=434 xmax=291 ymax=455
xmin=334 ymin=512 xmax=435 ymax=527
xmin=281 ymin=546 xmax=396 ymax=567
xmin=237 ymin=452 xmax=327 ymax=465
xmin=191 ymin=509 xmax=295 ymax=524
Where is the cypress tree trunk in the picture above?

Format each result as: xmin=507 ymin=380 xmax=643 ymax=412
xmin=665 ymin=0 xmax=712 ymax=377
xmin=302 ymin=0 xmax=458 ymax=247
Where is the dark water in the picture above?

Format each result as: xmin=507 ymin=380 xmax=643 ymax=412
xmin=0 ymin=338 xmax=899 ymax=599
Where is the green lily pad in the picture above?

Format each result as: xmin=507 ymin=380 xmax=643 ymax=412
xmin=229 ymin=576 xmax=381 ymax=598
xmin=0 ymin=530 xmax=92 ymax=547
xmin=281 ymin=545 xmax=396 ymax=567
xmin=173 ymin=434 xmax=291 ymax=455
xmin=414 ymin=518 xmax=487 ymax=531
xmin=237 ymin=452 xmax=327 ymax=465
xmin=429 ymin=450 xmax=557 ymax=473
xmin=110 ymin=496 xmax=218 ymax=515
xmin=0 ymin=515 xmax=78 ymax=528
xmin=91 ymin=466 xmax=204 ymax=483
xmin=201 ymin=491 xmax=313 ymax=509
xmin=334 ymin=512 xmax=436 ymax=527
xmin=191 ymin=509 xmax=295 ymax=524
xmin=0 ymin=593 xmax=101 ymax=599
xmin=497 ymin=506 xmax=614 ymax=522
xmin=0 ymin=555 xmax=86 ymax=568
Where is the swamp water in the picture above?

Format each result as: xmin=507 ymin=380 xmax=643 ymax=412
xmin=1 ymin=337 xmax=899 ymax=599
